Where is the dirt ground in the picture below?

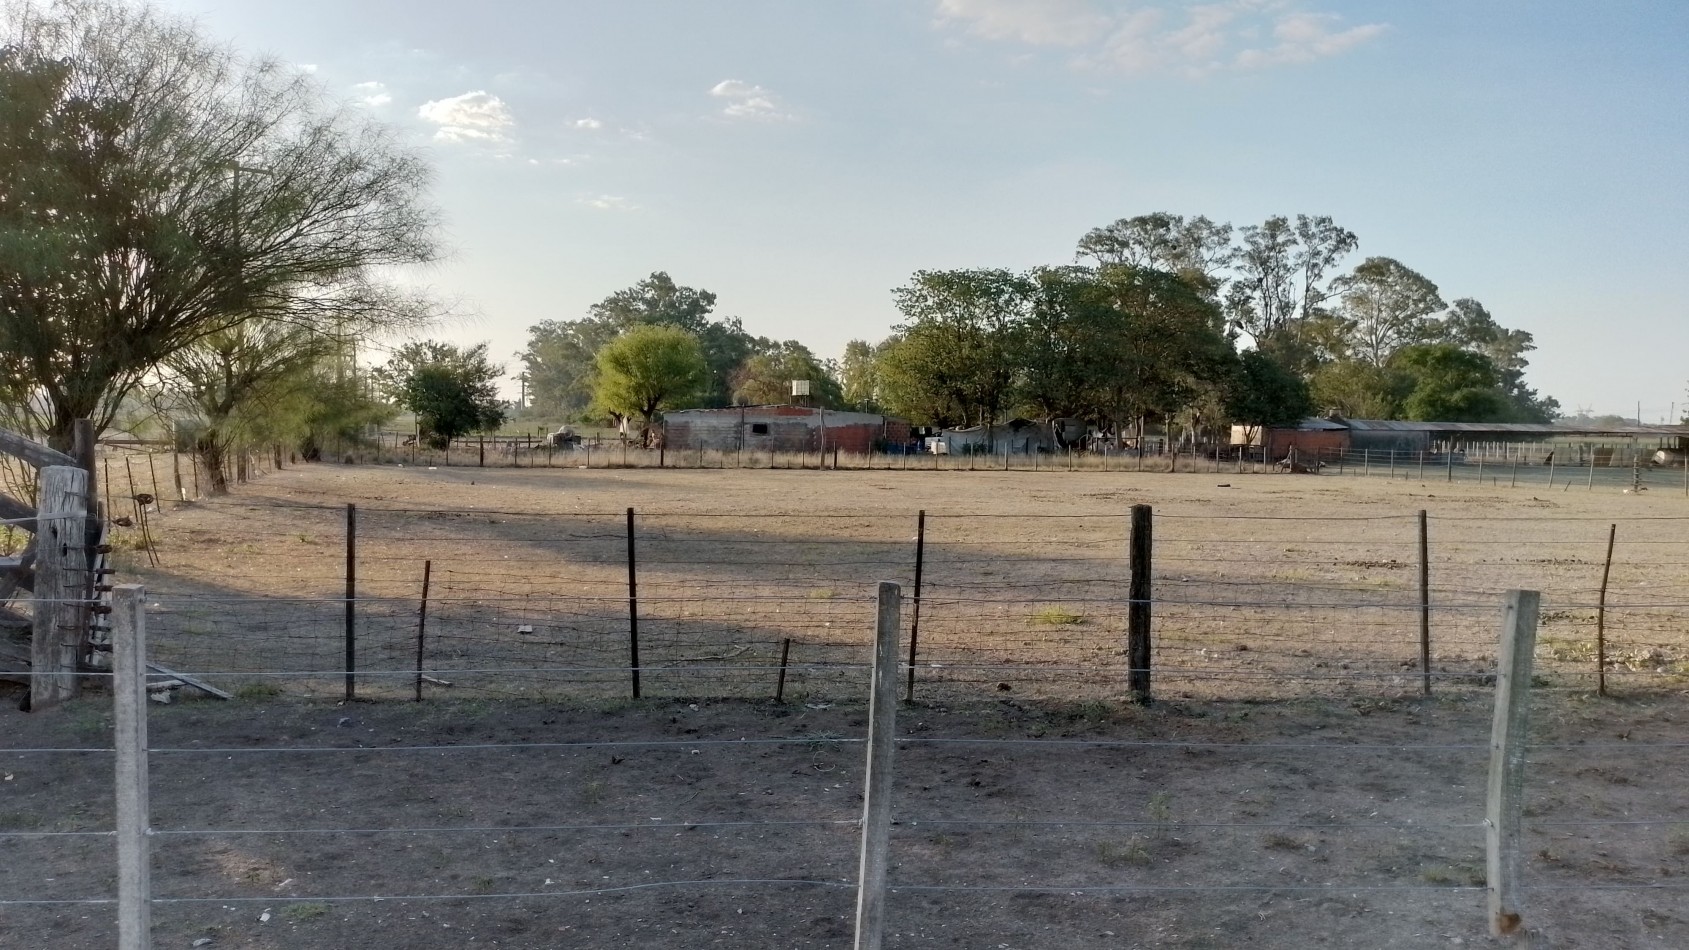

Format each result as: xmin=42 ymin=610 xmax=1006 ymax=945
xmin=3 ymin=462 xmax=1688 ymax=948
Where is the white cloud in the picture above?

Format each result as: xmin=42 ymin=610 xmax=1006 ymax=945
xmin=709 ymin=79 xmax=793 ymax=121
xmin=417 ymin=90 xmax=515 ymax=143
xmin=572 ymin=117 xmax=603 ymax=130
xmin=298 ymin=63 xmax=319 ymax=74
xmin=935 ymin=0 xmax=1110 ymax=46
xmin=579 ymin=194 xmax=634 ymax=211
xmin=351 ymin=81 xmax=392 ymax=108
xmin=935 ymin=1 xmax=1387 ymax=76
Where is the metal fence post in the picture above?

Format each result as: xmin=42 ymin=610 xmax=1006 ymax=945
xmin=1419 ymin=510 xmax=1431 ymax=696
xmin=626 ymin=507 xmax=641 ymax=699
xmin=1487 ymin=589 xmax=1541 ymax=939
xmin=854 ymin=581 xmax=902 ymax=950
xmin=112 ymin=584 xmax=153 ymax=950
xmin=344 ymin=503 xmax=356 ymax=702
xmin=1128 ymin=504 xmax=1153 ymax=703
xmin=905 ymin=510 xmax=925 ymax=703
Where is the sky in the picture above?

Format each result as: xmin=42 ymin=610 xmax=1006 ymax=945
xmin=148 ymin=0 xmax=1689 ymax=420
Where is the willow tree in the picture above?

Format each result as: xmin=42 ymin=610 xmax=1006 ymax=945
xmin=0 ymin=0 xmax=438 ymax=450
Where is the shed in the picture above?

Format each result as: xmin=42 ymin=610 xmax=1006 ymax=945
xmin=938 ymin=418 xmax=1052 ymax=455
xmin=1232 ymin=417 xmax=1350 ymax=461
xmin=663 ymin=406 xmax=911 ymax=454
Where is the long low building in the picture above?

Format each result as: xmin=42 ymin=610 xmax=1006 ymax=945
xmin=1235 ymin=417 xmax=1689 ymax=460
xmin=664 ymin=406 xmax=913 ymax=454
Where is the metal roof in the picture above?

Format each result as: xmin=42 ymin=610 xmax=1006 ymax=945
xmin=1328 ymin=418 xmax=1689 ymax=438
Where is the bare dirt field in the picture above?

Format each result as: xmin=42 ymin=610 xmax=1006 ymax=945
xmin=4 ymin=461 xmax=1688 ymax=949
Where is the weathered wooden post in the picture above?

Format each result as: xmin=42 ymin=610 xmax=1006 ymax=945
xmin=32 ymin=465 xmax=89 ymax=708
xmin=854 ymin=581 xmax=901 ymax=950
xmin=1487 ymin=589 xmax=1541 ymax=939
xmin=111 ymin=584 xmax=152 ymax=950
xmin=1596 ymin=525 xmax=1616 ymax=696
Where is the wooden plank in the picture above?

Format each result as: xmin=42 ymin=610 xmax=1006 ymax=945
xmin=1486 ymin=589 xmax=1541 ymax=938
xmin=0 ymin=428 xmax=76 ymax=470
xmin=0 ymin=491 xmax=35 ymax=533
xmin=143 ymin=661 xmax=232 ymax=700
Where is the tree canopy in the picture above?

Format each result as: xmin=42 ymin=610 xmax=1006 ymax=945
xmin=591 ymin=324 xmax=708 ymax=445
xmin=375 ymin=341 xmax=505 ymax=449
xmin=0 ymin=0 xmax=437 ymax=449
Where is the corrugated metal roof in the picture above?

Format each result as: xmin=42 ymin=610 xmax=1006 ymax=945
xmin=1324 ymin=418 xmax=1689 ymax=438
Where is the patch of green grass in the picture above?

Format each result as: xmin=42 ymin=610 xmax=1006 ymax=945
xmin=1031 ymin=605 xmax=1084 ymax=626
xmin=1419 ymin=864 xmax=1485 ymax=887
xmin=807 ymin=588 xmax=837 ymax=600
xmin=234 ymin=682 xmax=283 ymax=701
xmin=281 ymin=903 xmax=329 ymax=923
xmin=1261 ymin=832 xmax=1305 ymax=851
xmin=1669 ymin=824 xmax=1689 ymax=856
xmin=579 ymin=781 xmax=605 ymax=806
xmin=1095 ymin=838 xmax=1152 ymax=867
xmin=469 ymin=876 xmax=496 ymax=894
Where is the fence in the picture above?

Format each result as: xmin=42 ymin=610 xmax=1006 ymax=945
xmin=110 ymin=498 xmax=1689 ymax=704
xmin=7 ymin=583 xmax=1685 ymax=948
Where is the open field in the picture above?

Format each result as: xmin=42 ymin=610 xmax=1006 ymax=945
xmin=5 ymin=463 xmax=1689 ymax=948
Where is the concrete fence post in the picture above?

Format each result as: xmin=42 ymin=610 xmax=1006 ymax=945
xmin=854 ymin=581 xmax=902 ymax=950
xmin=112 ymin=584 xmax=153 ymax=950
xmin=1487 ymin=589 xmax=1541 ymax=939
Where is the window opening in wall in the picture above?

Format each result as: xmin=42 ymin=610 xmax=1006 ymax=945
xmin=750 ymin=423 xmax=770 ymax=435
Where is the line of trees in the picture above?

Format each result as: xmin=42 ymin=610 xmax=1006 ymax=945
xmin=521 ymin=213 xmax=1557 ymax=445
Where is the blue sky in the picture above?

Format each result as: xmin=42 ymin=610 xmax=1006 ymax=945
xmin=152 ymin=0 xmax=1689 ymax=419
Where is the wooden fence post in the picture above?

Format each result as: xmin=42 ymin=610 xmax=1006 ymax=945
xmin=415 ymin=560 xmax=432 ymax=703
xmin=1596 ymin=525 xmax=1616 ymax=697
xmin=1128 ymin=504 xmax=1153 ymax=703
xmin=112 ymin=584 xmax=152 ymax=950
xmin=31 ymin=465 xmax=89 ymax=708
xmin=1487 ymin=589 xmax=1541 ymax=939
xmin=854 ymin=581 xmax=902 ymax=950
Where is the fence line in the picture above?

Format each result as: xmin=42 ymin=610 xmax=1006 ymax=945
xmin=11 ymin=584 xmax=1680 ymax=946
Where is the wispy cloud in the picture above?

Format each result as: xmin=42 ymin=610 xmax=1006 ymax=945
xmin=572 ymin=117 xmax=603 ymax=130
xmin=351 ymin=81 xmax=392 ymax=108
xmin=935 ymin=0 xmax=1387 ymax=76
xmin=418 ymin=90 xmax=515 ymax=143
xmin=709 ymin=79 xmax=794 ymax=121
xmin=579 ymin=194 xmax=634 ymax=211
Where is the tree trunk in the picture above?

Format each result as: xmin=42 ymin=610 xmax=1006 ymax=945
xmin=195 ymin=435 xmax=231 ymax=495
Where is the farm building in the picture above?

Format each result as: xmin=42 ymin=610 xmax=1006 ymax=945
xmin=936 ymin=418 xmax=1061 ymax=455
xmin=663 ymin=406 xmax=912 ymax=454
xmin=1235 ymin=416 xmax=1689 ymax=463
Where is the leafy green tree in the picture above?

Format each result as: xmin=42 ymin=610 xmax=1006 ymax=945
xmin=375 ymin=342 xmax=506 ymax=448
xmin=1014 ymin=266 xmax=1121 ymax=421
xmin=879 ymin=269 xmax=1029 ymax=428
xmin=1309 ymin=360 xmax=1412 ymax=419
xmin=1076 ymin=213 xmax=1234 ymax=297
xmin=518 ymin=319 xmax=616 ymax=419
xmin=1332 ymin=257 xmax=1446 ymax=366
xmin=591 ymin=325 xmax=708 ymax=445
xmin=838 ymin=339 xmax=887 ymax=412
xmin=1392 ymin=344 xmax=1511 ymax=422
xmin=1430 ymin=298 xmax=1558 ymax=422
xmin=0 ymin=0 xmax=438 ymax=450
xmin=152 ymin=321 xmax=343 ymax=493
xmin=1225 ymin=214 xmax=1357 ymax=346
xmin=1088 ymin=265 xmax=1235 ymax=439
xmin=730 ymin=341 xmax=842 ymax=407
xmin=1226 ymin=349 xmax=1314 ymax=437
xmin=521 ymin=273 xmax=756 ymax=416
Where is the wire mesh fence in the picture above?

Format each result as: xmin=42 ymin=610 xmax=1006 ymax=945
xmin=109 ymin=497 xmax=1689 ymax=705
